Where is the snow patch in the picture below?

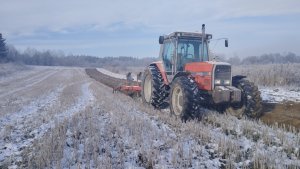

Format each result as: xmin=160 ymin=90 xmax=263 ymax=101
xmin=31 ymin=82 xmax=94 ymax=139
xmin=0 ymin=86 xmax=64 ymax=166
xmin=260 ymin=87 xmax=300 ymax=103
xmin=97 ymin=68 xmax=137 ymax=81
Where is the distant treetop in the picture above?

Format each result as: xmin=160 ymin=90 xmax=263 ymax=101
xmin=226 ymin=53 xmax=300 ymax=65
xmin=0 ymin=33 xmax=9 ymax=63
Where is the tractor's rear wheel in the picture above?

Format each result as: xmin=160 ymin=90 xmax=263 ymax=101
xmin=142 ymin=72 xmax=152 ymax=103
xmin=141 ymin=65 xmax=169 ymax=109
xmin=169 ymin=76 xmax=200 ymax=121
xmin=227 ymin=79 xmax=262 ymax=118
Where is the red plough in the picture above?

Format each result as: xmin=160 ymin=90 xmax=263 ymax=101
xmin=113 ymin=72 xmax=142 ymax=97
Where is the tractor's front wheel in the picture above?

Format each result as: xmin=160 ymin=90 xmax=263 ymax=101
xmin=227 ymin=79 xmax=262 ymax=118
xmin=169 ymin=76 xmax=200 ymax=121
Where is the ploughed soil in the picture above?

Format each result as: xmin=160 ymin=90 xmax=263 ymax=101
xmin=86 ymin=68 xmax=300 ymax=129
xmin=85 ymin=68 xmax=126 ymax=89
xmin=261 ymin=102 xmax=300 ymax=129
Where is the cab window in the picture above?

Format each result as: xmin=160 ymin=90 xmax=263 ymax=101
xmin=177 ymin=39 xmax=208 ymax=71
xmin=162 ymin=41 xmax=175 ymax=72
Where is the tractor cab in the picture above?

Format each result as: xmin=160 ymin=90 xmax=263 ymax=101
xmin=158 ymin=24 xmax=232 ymax=91
xmin=159 ymin=25 xmax=216 ymax=75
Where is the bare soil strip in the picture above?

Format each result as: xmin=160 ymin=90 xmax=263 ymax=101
xmin=261 ymin=102 xmax=300 ymax=128
xmin=86 ymin=68 xmax=127 ymax=89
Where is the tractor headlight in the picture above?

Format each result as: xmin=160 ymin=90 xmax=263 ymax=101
xmin=215 ymin=79 xmax=221 ymax=85
xmin=224 ymin=80 xmax=230 ymax=85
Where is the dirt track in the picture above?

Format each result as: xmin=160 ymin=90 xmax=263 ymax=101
xmin=85 ymin=68 xmax=300 ymax=129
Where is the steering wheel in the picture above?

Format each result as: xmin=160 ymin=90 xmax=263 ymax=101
xmin=186 ymin=54 xmax=194 ymax=59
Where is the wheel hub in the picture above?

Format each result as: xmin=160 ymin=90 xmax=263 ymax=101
xmin=143 ymin=74 xmax=152 ymax=103
xmin=172 ymin=85 xmax=183 ymax=116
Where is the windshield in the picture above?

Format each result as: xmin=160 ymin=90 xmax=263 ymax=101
xmin=178 ymin=39 xmax=208 ymax=61
xmin=177 ymin=39 xmax=208 ymax=71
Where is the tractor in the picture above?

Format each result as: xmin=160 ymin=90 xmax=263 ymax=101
xmin=141 ymin=24 xmax=262 ymax=120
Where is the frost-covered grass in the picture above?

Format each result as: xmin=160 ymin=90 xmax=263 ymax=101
xmin=0 ymin=68 xmax=93 ymax=168
xmin=232 ymin=63 xmax=300 ymax=89
xmin=20 ymin=80 xmax=300 ymax=169
xmin=1 ymin=67 xmax=300 ymax=169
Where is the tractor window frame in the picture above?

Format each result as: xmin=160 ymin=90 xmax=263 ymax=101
xmin=176 ymin=39 xmax=209 ymax=71
xmin=162 ymin=40 xmax=175 ymax=72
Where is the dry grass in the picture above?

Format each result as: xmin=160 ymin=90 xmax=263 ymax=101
xmin=232 ymin=63 xmax=300 ymax=89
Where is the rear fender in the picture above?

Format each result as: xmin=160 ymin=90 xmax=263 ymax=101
xmin=149 ymin=62 xmax=169 ymax=85
xmin=232 ymin=75 xmax=247 ymax=86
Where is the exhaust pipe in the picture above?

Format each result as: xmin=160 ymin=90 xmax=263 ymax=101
xmin=201 ymin=24 xmax=205 ymax=61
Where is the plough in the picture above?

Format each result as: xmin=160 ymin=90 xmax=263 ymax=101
xmin=113 ymin=72 xmax=142 ymax=97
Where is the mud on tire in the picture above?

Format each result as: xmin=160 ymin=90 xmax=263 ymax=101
xmin=169 ymin=76 xmax=201 ymax=121
xmin=228 ymin=79 xmax=262 ymax=118
xmin=141 ymin=65 xmax=169 ymax=109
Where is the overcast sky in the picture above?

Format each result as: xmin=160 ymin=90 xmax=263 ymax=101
xmin=1 ymin=0 xmax=300 ymax=58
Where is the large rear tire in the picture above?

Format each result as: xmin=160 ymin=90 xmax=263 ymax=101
xmin=227 ymin=79 xmax=262 ymax=118
xmin=141 ymin=65 xmax=169 ymax=109
xmin=169 ymin=76 xmax=200 ymax=121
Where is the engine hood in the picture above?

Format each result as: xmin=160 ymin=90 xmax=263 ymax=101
xmin=184 ymin=61 xmax=231 ymax=73
xmin=184 ymin=62 xmax=213 ymax=73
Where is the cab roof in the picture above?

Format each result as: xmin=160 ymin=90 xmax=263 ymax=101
xmin=164 ymin=31 xmax=212 ymax=40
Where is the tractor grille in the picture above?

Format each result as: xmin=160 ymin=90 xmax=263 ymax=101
xmin=214 ymin=65 xmax=231 ymax=82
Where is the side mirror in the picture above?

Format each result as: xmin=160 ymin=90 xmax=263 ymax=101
xmin=159 ymin=36 xmax=164 ymax=44
xmin=225 ymin=39 xmax=228 ymax=47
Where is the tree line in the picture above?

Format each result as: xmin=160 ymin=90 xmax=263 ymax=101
xmin=1 ymin=33 xmax=300 ymax=66
xmin=0 ymin=34 xmax=156 ymax=67
xmin=226 ymin=53 xmax=300 ymax=65
xmin=0 ymin=33 xmax=9 ymax=63
xmin=5 ymin=45 xmax=156 ymax=67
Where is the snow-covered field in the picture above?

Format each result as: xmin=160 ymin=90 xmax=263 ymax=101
xmin=97 ymin=68 xmax=138 ymax=81
xmin=1 ymin=66 xmax=300 ymax=168
xmin=260 ymin=87 xmax=300 ymax=103
xmin=97 ymin=68 xmax=128 ymax=80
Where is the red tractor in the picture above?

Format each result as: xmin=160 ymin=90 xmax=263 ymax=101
xmin=141 ymin=24 xmax=262 ymax=120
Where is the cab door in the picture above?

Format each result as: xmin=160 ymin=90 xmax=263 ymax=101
xmin=162 ymin=40 xmax=175 ymax=74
